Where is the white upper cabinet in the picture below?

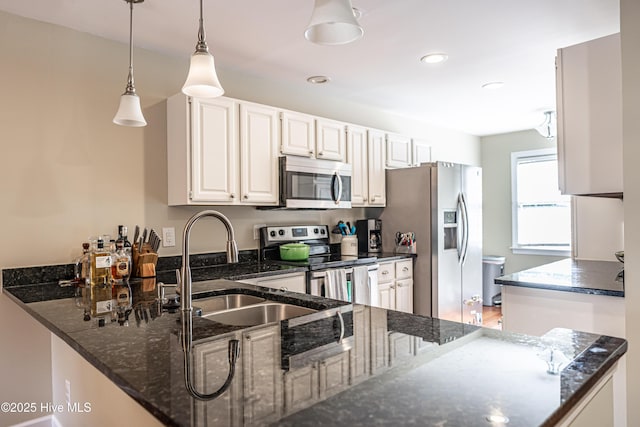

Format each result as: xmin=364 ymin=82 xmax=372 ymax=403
xmin=315 ymin=118 xmax=347 ymax=161
xmin=280 ymin=111 xmax=347 ymax=162
xmin=385 ymin=133 xmax=412 ymax=168
xmin=167 ymin=94 xmax=278 ymax=206
xmin=280 ymin=110 xmax=315 ymax=158
xmin=556 ymin=32 xmax=622 ymax=196
xmin=411 ymin=139 xmax=432 ymax=166
xmin=239 ymin=102 xmax=280 ymax=204
xmin=347 ymin=126 xmax=386 ymax=207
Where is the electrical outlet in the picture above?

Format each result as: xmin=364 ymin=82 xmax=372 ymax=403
xmin=65 ymin=379 xmax=71 ymax=405
xmin=162 ymin=227 xmax=176 ymax=247
xmin=253 ymin=224 xmax=266 ymax=240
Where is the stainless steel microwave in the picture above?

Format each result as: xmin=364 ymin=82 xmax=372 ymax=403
xmin=278 ymin=156 xmax=352 ymax=209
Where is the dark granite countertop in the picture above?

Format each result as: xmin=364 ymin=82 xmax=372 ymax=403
xmin=3 ymin=271 xmax=627 ymax=427
xmin=495 ymin=258 xmax=625 ymax=297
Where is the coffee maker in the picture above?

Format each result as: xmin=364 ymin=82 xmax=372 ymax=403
xmin=356 ymin=219 xmax=382 ymax=253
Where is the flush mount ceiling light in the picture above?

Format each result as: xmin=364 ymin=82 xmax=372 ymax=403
xmin=305 ymin=0 xmax=364 ymax=46
xmin=535 ymin=110 xmax=557 ymax=140
xmin=420 ymin=53 xmax=448 ymax=64
xmin=182 ymin=0 xmax=224 ymax=98
xmin=481 ymin=81 xmax=505 ymax=90
xmin=307 ymin=75 xmax=331 ymax=84
xmin=113 ymin=0 xmax=146 ymax=127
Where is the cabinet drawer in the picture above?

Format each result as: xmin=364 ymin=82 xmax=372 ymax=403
xmin=395 ymin=259 xmax=413 ymax=280
xmin=378 ymin=263 xmax=395 ymax=283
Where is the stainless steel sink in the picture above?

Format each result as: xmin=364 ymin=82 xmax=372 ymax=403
xmin=203 ymin=303 xmax=317 ymax=326
xmin=193 ymin=294 xmax=266 ymax=315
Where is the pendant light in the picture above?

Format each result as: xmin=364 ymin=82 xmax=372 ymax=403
xmin=535 ymin=111 xmax=557 ymax=140
xmin=305 ymin=0 xmax=363 ymax=46
xmin=182 ymin=0 xmax=224 ymax=98
xmin=113 ymin=0 xmax=147 ymax=127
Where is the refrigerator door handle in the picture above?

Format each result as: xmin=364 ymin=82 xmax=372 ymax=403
xmin=456 ymin=194 xmax=464 ymax=262
xmin=459 ymin=192 xmax=470 ymax=266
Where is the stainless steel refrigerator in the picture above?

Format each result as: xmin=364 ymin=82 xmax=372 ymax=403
xmin=379 ymin=162 xmax=483 ymax=324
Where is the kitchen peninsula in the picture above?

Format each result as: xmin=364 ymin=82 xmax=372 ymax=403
xmin=1 ymin=262 xmax=627 ymax=427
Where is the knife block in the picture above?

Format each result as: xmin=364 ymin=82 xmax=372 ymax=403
xmin=132 ymin=243 xmax=158 ymax=278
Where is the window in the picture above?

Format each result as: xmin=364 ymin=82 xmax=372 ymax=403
xmin=511 ymin=148 xmax=571 ymax=256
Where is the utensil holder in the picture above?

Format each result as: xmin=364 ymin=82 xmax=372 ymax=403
xmin=132 ymin=243 xmax=158 ymax=278
xmin=341 ymin=235 xmax=358 ymax=257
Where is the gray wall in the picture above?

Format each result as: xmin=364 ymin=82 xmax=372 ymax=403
xmin=480 ymin=130 xmax=566 ymax=274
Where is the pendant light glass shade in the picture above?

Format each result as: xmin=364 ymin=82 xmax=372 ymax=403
xmin=535 ymin=110 xmax=557 ymax=140
xmin=182 ymin=0 xmax=224 ymax=98
xmin=113 ymin=0 xmax=146 ymax=127
xmin=114 ymin=93 xmax=147 ymax=127
xmin=305 ymin=0 xmax=363 ymax=45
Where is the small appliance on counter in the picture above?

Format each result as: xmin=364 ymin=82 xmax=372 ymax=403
xmin=356 ymin=219 xmax=382 ymax=253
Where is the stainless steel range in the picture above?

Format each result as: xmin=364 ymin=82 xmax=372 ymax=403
xmin=259 ymin=225 xmax=378 ymax=304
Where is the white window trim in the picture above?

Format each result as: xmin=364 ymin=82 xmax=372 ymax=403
xmin=511 ymin=148 xmax=571 ymax=257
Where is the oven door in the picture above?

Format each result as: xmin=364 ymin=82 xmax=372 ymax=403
xmin=280 ymin=156 xmax=352 ymax=209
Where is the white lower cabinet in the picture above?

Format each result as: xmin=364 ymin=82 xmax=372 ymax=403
xmin=376 ymin=259 xmax=414 ymax=313
xmin=237 ymin=272 xmax=306 ymax=294
xmin=193 ymin=325 xmax=282 ymax=426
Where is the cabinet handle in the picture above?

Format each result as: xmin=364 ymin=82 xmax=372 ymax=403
xmin=371 ymin=196 xmax=376 ymax=202
xmin=245 ymin=335 xmax=251 ymax=341
xmin=381 ymin=271 xmax=389 ymax=275
xmin=309 ymin=150 xmax=314 ymax=157
xmin=402 ymin=267 xmax=409 ymax=272
xmin=363 ymin=197 xmax=368 ymax=202
xmin=230 ymin=193 xmax=235 ymax=199
xmin=318 ymin=151 xmax=324 ymax=157
xmin=390 ymin=285 xmax=396 ymax=289
xmin=243 ymin=194 xmax=248 ymax=199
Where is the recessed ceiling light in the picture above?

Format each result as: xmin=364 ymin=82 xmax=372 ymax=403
xmin=307 ymin=75 xmax=331 ymax=84
xmin=482 ymin=81 xmax=505 ymax=90
xmin=420 ymin=53 xmax=448 ymax=64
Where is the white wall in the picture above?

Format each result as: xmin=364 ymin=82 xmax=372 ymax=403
xmin=620 ymin=1 xmax=640 ymax=426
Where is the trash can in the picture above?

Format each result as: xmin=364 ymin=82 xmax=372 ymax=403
xmin=482 ymin=256 xmax=506 ymax=306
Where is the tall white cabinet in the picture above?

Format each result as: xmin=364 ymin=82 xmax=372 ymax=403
xmin=167 ymin=94 xmax=279 ymax=206
xmin=347 ymin=126 xmax=386 ymax=207
xmin=556 ymin=32 xmax=622 ymax=196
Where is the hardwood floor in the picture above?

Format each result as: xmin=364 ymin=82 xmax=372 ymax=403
xmin=482 ymin=305 xmax=502 ymax=330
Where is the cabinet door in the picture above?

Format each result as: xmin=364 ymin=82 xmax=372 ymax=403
xmin=283 ymin=364 xmax=319 ymax=415
xmin=368 ymin=129 xmax=387 ymax=206
xmin=190 ymin=97 xmax=239 ymax=203
xmin=388 ymin=332 xmax=415 ymax=366
xmin=385 ymin=133 xmax=412 ymax=168
xmin=193 ymin=335 xmax=241 ymax=426
xmin=350 ymin=305 xmax=370 ymax=384
xmin=369 ymin=307 xmax=389 ymax=374
xmin=395 ymin=259 xmax=413 ymax=280
xmin=347 ymin=125 xmax=369 ymax=206
xmin=556 ymin=33 xmax=622 ymax=195
xmin=240 ymin=103 xmax=279 ymax=205
xmin=377 ymin=281 xmax=396 ymax=310
xmin=318 ymin=351 xmax=350 ymax=399
xmin=242 ymin=326 xmax=282 ymax=425
xmin=280 ymin=111 xmax=315 ymax=158
xmin=395 ymin=278 xmax=414 ymax=314
xmin=316 ymin=118 xmax=346 ymax=161
xmin=412 ymin=139 xmax=432 ymax=166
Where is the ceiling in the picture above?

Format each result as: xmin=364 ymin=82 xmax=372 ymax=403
xmin=0 ymin=0 xmax=620 ymax=136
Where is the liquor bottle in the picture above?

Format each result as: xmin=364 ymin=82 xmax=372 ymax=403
xmin=111 ymin=241 xmax=131 ymax=282
xmin=117 ymin=225 xmax=133 ymax=257
xmin=111 ymin=241 xmax=132 ymax=322
xmin=90 ymin=238 xmax=113 ymax=317
xmin=73 ymin=242 xmax=91 ymax=310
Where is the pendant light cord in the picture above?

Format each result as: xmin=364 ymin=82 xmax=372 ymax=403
xmin=195 ymin=0 xmax=209 ymax=53
xmin=125 ymin=0 xmax=136 ymax=94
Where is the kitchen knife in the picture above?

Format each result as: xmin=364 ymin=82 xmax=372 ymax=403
xmin=133 ymin=225 xmax=140 ymax=246
xmin=141 ymin=228 xmax=148 ymax=244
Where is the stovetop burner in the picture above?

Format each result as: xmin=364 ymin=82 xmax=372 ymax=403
xmin=259 ymin=224 xmax=377 ymax=270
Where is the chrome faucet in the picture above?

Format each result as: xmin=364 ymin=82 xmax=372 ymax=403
xmin=178 ymin=210 xmax=239 ymax=318
xmin=178 ymin=210 xmax=240 ymax=401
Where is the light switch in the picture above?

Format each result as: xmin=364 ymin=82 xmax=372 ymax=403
xmin=162 ymin=227 xmax=176 ymax=247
